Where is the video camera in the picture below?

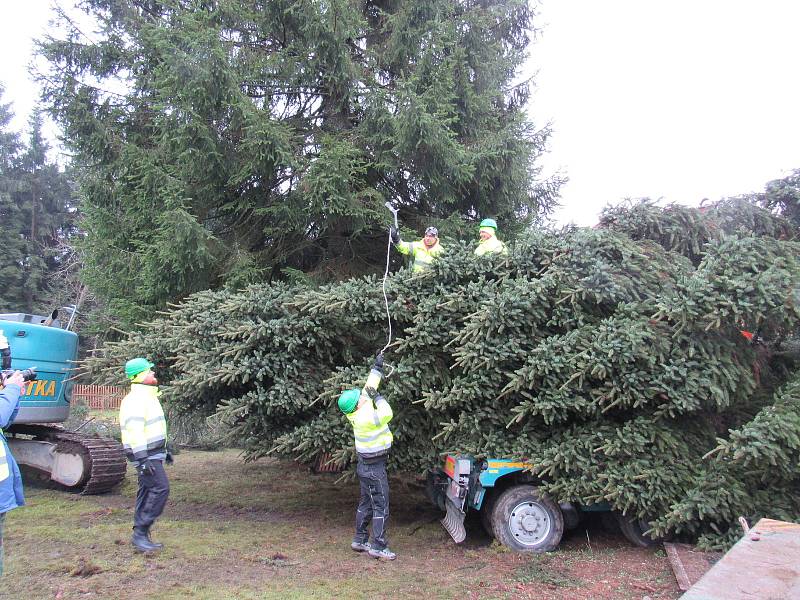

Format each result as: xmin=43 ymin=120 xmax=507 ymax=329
xmin=0 ymin=330 xmax=36 ymax=383
xmin=1 ymin=367 xmax=37 ymax=383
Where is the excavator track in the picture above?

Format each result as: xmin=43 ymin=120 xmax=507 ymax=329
xmin=54 ymin=432 xmax=127 ymax=494
xmin=10 ymin=424 xmax=127 ymax=494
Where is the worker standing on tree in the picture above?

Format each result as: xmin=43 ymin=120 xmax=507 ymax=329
xmin=0 ymin=365 xmax=27 ymax=578
xmin=474 ymin=218 xmax=508 ymax=256
xmin=119 ymin=358 xmax=172 ymax=553
xmin=338 ymin=352 xmax=396 ymax=560
xmin=391 ymin=225 xmax=443 ymax=272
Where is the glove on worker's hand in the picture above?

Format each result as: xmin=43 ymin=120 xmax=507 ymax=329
xmin=390 ymin=226 xmax=401 ymax=244
xmin=136 ymin=461 xmax=156 ymax=477
xmin=373 ymin=352 xmax=384 ymax=372
xmin=364 ymin=386 xmax=378 ymax=400
xmin=165 ymin=451 xmax=174 ymax=466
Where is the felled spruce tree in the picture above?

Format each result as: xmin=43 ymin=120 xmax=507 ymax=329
xmin=86 ymin=200 xmax=800 ymax=549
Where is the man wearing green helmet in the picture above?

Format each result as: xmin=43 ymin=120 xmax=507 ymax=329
xmin=474 ymin=218 xmax=508 ymax=256
xmin=119 ymin=357 xmax=171 ymax=553
xmin=337 ymin=352 xmax=396 ymax=560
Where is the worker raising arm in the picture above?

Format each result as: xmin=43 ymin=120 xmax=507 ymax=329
xmin=338 ymin=352 xmax=396 ymax=560
xmin=391 ymin=225 xmax=443 ymax=272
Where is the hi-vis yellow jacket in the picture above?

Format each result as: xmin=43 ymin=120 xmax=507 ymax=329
xmin=346 ymin=368 xmax=393 ymax=460
xmin=396 ymin=240 xmax=443 ymax=272
xmin=474 ymin=235 xmax=508 ymax=256
xmin=119 ymin=384 xmax=167 ymax=464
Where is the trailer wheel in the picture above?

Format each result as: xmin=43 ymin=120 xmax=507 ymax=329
xmin=616 ymin=512 xmax=662 ymax=548
xmin=480 ymin=490 xmax=498 ymax=537
xmin=490 ymin=485 xmax=564 ymax=552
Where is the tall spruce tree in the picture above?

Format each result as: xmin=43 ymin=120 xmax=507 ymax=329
xmin=38 ymin=0 xmax=560 ymax=329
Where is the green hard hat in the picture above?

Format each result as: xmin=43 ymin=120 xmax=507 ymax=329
xmin=338 ymin=389 xmax=360 ymax=414
xmin=479 ymin=218 xmax=498 ymax=230
xmin=125 ymin=357 xmax=154 ymax=379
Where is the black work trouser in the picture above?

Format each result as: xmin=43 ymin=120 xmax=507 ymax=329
xmin=134 ymin=459 xmax=169 ymax=530
xmin=354 ymin=456 xmax=390 ymax=550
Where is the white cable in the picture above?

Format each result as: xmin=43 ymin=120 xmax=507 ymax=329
xmin=381 ymin=229 xmax=393 ymax=354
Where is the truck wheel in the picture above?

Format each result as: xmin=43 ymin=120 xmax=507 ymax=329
xmin=490 ymin=485 xmax=564 ymax=552
xmin=615 ymin=512 xmax=662 ymax=548
xmin=480 ymin=490 xmax=498 ymax=537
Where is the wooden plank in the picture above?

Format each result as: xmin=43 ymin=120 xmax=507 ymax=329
xmin=665 ymin=543 xmax=723 ymax=592
xmin=666 ymin=543 xmax=693 ymax=591
xmin=680 ymin=519 xmax=800 ymax=600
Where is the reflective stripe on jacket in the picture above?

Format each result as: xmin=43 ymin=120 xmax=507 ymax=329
xmin=119 ymin=384 xmax=167 ymax=463
xmin=346 ymin=368 xmax=393 ymax=459
xmin=0 ymin=383 xmax=25 ymax=512
xmin=474 ymin=235 xmax=508 ymax=256
xmin=396 ymin=240 xmax=443 ymax=272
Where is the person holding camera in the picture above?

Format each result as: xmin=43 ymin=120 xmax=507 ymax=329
xmin=0 ymin=368 xmax=27 ymax=577
xmin=337 ymin=352 xmax=396 ymax=560
xmin=119 ymin=357 xmax=172 ymax=553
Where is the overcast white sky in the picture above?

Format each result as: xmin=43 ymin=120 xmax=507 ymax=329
xmin=530 ymin=0 xmax=800 ymax=225
xmin=2 ymin=1 xmax=799 ymax=226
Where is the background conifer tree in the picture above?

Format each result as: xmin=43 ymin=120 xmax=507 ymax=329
xmin=38 ymin=0 xmax=561 ymax=329
xmin=0 ymin=90 xmax=77 ymax=313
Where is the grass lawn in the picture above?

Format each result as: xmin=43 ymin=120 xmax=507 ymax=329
xmin=2 ymin=449 xmax=681 ymax=600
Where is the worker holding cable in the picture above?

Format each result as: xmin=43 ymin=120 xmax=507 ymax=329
xmin=338 ymin=352 xmax=396 ymax=561
xmin=390 ymin=225 xmax=443 ymax=272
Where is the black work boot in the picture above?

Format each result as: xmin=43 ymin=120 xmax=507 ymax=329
xmin=132 ymin=526 xmax=160 ymax=552
xmin=145 ymin=526 xmax=164 ymax=549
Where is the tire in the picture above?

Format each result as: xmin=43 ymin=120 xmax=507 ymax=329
xmin=615 ymin=512 xmax=663 ymax=548
xmin=490 ymin=485 xmax=564 ymax=552
xmin=425 ymin=470 xmax=446 ymax=511
xmin=480 ymin=490 xmax=498 ymax=537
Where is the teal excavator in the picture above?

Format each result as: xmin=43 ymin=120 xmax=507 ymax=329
xmin=1 ymin=310 xmax=126 ymax=494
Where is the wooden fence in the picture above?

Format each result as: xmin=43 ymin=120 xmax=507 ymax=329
xmin=73 ymin=384 xmax=126 ymax=410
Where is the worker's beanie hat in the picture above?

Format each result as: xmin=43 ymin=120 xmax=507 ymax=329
xmin=125 ymin=357 xmax=154 ymax=380
xmin=479 ymin=218 xmax=498 ymax=230
xmin=338 ymin=389 xmax=361 ymax=414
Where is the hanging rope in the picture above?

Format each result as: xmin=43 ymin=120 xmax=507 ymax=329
xmin=381 ymin=228 xmax=393 ymax=354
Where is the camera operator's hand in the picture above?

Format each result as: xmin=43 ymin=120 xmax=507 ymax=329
xmin=136 ymin=460 xmax=156 ymax=477
xmin=5 ymin=371 xmax=26 ymax=390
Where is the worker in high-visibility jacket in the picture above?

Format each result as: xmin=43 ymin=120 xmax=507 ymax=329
xmin=0 ymin=368 xmax=27 ymax=577
xmin=474 ymin=218 xmax=508 ymax=256
xmin=338 ymin=353 xmax=396 ymax=560
xmin=119 ymin=357 xmax=172 ymax=553
xmin=391 ymin=225 xmax=443 ymax=272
